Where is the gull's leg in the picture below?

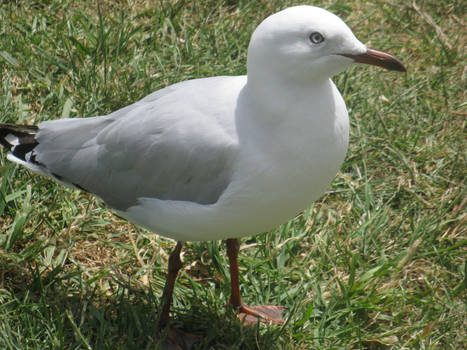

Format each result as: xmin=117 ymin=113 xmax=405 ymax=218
xmin=226 ymin=238 xmax=243 ymax=307
xmin=158 ymin=240 xmax=184 ymax=328
xmin=226 ymin=238 xmax=285 ymax=325
xmin=156 ymin=241 xmax=200 ymax=349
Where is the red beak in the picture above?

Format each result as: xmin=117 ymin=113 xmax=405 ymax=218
xmin=340 ymin=48 xmax=406 ymax=72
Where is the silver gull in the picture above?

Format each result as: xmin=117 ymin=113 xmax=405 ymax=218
xmin=0 ymin=5 xmax=406 ymax=344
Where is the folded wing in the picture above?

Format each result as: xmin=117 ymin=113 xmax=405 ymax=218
xmin=3 ymin=78 xmax=240 ymax=210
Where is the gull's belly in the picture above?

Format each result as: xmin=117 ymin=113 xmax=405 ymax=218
xmin=219 ymin=148 xmax=347 ymax=236
xmin=120 ymin=131 xmax=348 ymax=241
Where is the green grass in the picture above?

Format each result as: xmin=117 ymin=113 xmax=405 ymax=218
xmin=0 ymin=0 xmax=465 ymax=349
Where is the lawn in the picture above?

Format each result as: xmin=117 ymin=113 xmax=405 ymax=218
xmin=0 ymin=0 xmax=465 ymax=349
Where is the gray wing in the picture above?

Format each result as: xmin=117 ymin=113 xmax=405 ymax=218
xmin=32 ymin=78 xmax=240 ymax=210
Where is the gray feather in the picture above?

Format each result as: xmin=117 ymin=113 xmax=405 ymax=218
xmin=28 ymin=76 xmax=241 ymax=210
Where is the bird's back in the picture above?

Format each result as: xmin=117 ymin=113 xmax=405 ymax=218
xmin=2 ymin=76 xmax=247 ymax=210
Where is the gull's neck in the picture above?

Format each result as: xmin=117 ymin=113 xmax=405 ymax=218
xmin=244 ymin=71 xmax=335 ymax=124
xmin=233 ymin=70 xmax=349 ymax=213
xmin=236 ymin=70 xmax=348 ymax=175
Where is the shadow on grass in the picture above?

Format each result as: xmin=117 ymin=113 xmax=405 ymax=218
xmin=0 ymin=264 xmax=285 ymax=350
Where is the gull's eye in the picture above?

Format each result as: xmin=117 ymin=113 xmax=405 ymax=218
xmin=309 ymin=32 xmax=324 ymax=44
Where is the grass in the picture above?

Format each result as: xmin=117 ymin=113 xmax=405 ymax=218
xmin=0 ymin=0 xmax=465 ymax=349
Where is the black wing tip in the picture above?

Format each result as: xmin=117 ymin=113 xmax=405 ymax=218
xmin=0 ymin=123 xmax=39 ymax=160
xmin=0 ymin=123 xmax=39 ymax=133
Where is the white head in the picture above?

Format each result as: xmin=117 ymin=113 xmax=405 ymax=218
xmin=247 ymin=6 xmax=405 ymax=83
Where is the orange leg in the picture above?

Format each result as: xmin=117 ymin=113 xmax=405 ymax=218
xmin=226 ymin=238 xmax=285 ymax=325
xmin=156 ymin=241 xmax=200 ymax=349
xmin=158 ymin=241 xmax=184 ymax=328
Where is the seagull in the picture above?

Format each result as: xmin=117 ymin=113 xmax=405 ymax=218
xmin=0 ymin=4 xmax=405 ymax=345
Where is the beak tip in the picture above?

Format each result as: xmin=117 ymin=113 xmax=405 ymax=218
xmin=366 ymin=48 xmax=407 ymax=73
xmin=392 ymin=62 xmax=407 ymax=73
